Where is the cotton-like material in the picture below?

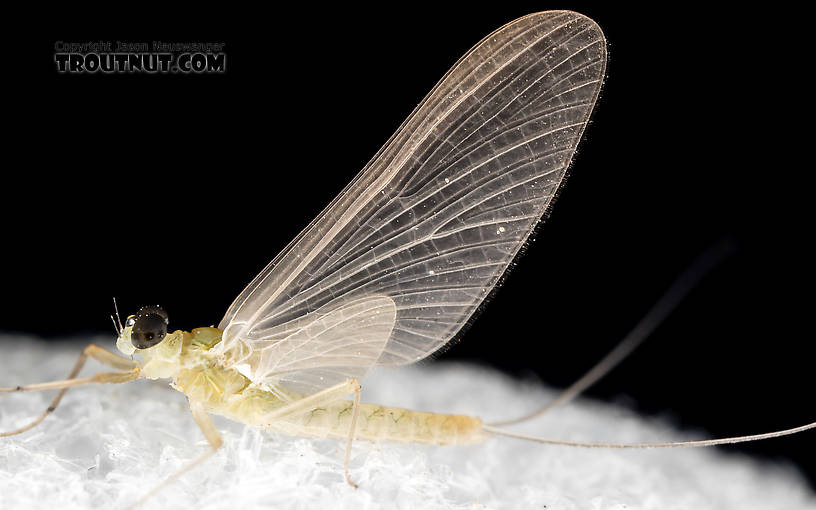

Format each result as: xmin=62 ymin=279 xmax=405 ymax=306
xmin=0 ymin=337 xmax=813 ymax=509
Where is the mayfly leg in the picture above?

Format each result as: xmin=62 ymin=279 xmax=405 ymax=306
xmin=0 ymin=343 xmax=139 ymax=437
xmin=260 ymin=378 xmax=363 ymax=487
xmin=344 ymin=381 xmax=362 ymax=489
xmin=129 ymin=378 xmax=363 ymax=508
xmin=127 ymin=401 xmax=224 ymax=510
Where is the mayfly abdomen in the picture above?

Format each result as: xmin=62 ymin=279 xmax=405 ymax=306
xmin=269 ymin=401 xmax=487 ymax=446
xmin=213 ymin=387 xmax=486 ymax=446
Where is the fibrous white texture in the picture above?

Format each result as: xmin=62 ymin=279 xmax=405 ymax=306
xmin=0 ymin=336 xmax=813 ymax=510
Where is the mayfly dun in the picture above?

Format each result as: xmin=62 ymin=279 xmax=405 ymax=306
xmin=2 ymin=10 xmax=814 ymax=508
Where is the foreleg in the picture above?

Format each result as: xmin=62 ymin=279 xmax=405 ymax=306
xmin=0 ymin=343 xmax=139 ymax=436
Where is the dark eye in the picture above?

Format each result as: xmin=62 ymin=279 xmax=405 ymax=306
xmin=130 ymin=305 xmax=169 ymax=349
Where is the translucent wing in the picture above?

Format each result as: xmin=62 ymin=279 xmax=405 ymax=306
xmin=233 ymin=295 xmax=397 ymax=396
xmin=216 ymin=11 xmax=606 ymax=395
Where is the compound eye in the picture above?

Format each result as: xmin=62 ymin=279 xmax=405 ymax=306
xmin=130 ymin=305 xmax=169 ymax=349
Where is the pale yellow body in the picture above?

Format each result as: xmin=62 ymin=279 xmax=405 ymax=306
xmin=119 ymin=326 xmax=485 ymax=446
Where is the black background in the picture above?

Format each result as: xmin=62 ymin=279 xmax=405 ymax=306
xmin=6 ymin=4 xmax=814 ymax=488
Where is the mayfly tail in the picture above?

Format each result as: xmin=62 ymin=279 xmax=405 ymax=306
xmin=489 ymin=237 xmax=739 ymax=427
xmin=483 ymin=420 xmax=816 ymax=448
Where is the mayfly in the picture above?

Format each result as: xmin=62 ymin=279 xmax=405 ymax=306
xmin=2 ymin=10 xmax=814 ymax=508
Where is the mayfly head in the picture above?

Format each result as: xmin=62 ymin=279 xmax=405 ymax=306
xmin=116 ymin=305 xmax=169 ymax=354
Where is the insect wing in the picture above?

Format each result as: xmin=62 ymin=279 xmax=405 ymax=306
xmin=240 ymin=296 xmax=397 ymax=396
xmin=216 ymin=11 xmax=606 ymax=394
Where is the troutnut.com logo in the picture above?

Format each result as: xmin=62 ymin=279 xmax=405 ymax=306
xmin=54 ymin=41 xmax=226 ymax=74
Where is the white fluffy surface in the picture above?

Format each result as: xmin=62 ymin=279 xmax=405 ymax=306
xmin=0 ymin=336 xmax=813 ymax=510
